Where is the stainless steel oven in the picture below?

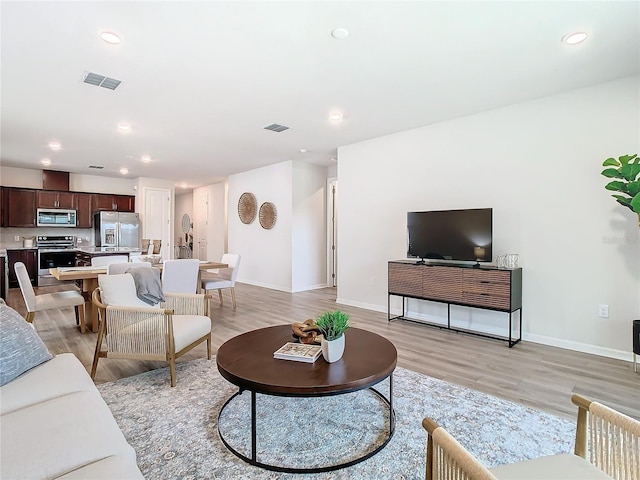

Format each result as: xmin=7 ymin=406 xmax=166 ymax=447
xmin=37 ymin=236 xmax=76 ymax=285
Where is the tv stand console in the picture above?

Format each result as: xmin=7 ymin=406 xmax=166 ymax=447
xmin=388 ymin=261 xmax=522 ymax=347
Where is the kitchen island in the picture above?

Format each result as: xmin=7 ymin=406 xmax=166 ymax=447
xmin=75 ymin=247 xmax=142 ymax=266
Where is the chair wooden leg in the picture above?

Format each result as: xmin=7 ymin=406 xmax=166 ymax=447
xmin=218 ymin=289 xmax=223 ymax=305
xmin=90 ymin=320 xmax=106 ymax=380
xmin=206 ymin=334 xmax=212 ymax=360
xmin=77 ymin=305 xmax=87 ymax=334
xmin=230 ymin=287 xmax=236 ymax=310
xmin=75 ymin=306 xmax=80 ymax=325
xmin=169 ymin=357 xmax=177 ymax=387
xmin=25 ymin=311 xmax=35 ymax=323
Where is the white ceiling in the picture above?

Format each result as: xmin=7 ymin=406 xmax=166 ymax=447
xmin=1 ymin=1 xmax=638 ymax=189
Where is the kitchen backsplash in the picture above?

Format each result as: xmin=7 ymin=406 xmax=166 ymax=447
xmin=0 ymin=227 xmax=93 ymax=248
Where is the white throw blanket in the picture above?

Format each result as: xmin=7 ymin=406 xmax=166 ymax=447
xmin=127 ymin=267 xmax=165 ymax=305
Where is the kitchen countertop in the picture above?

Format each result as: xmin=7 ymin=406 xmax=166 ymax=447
xmin=75 ymin=246 xmax=143 ymax=254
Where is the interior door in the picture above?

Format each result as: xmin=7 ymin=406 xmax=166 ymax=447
xmin=194 ymin=192 xmax=208 ymax=260
xmin=143 ymin=188 xmax=171 ymax=259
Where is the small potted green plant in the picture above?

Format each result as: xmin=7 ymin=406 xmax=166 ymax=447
xmin=315 ymin=310 xmax=351 ymax=363
xmin=601 ymin=153 xmax=640 ymax=227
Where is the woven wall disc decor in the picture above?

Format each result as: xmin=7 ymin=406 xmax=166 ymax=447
xmin=259 ymin=202 xmax=277 ymax=230
xmin=238 ymin=192 xmax=257 ymax=224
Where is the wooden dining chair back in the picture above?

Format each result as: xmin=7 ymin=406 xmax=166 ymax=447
xmin=201 ymin=253 xmax=241 ymax=309
xmin=423 ymin=394 xmax=639 ymax=480
xmin=14 ymin=261 xmax=86 ymax=331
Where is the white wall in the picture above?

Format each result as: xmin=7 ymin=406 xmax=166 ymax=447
xmin=0 ymin=166 xmax=136 ymax=194
xmin=337 ymin=76 xmax=640 ymax=360
xmin=292 ymin=162 xmax=327 ymax=292
xmin=228 ymin=161 xmax=293 ymax=291
xmin=192 ymin=183 xmax=226 ymax=262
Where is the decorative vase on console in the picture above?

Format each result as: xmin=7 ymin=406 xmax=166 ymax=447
xmin=316 ymin=310 xmax=351 ymax=363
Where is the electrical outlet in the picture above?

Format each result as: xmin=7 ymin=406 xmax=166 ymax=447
xmin=598 ymin=304 xmax=609 ymax=318
xmin=14 ymin=235 xmax=20 ymax=241
xmin=369 ymin=277 xmax=376 ymax=286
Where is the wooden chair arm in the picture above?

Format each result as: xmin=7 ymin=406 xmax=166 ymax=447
xmin=571 ymin=393 xmax=592 ymax=459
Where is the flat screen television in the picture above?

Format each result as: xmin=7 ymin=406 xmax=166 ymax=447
xmin=407 ymin=208 xmax=492 ymax=265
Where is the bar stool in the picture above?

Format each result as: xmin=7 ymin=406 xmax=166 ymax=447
xmin=633 ymin=319 xmax=640 ymax=373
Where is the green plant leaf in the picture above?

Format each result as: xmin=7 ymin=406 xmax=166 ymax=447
xmin=602 ymin=157 xmax=620 ymax=167
xmin=631 ymin=194 xmax=640 ymax=213
xmin=628 ymin=181 xmax=640 ymax=197
xmin=605 ymin=181 xmax=627 ymax=193
xmin=619 ymin=154 xmax=638 ymax=166
xmin=620 ymin=163 xmax=640 ymax=181
xmin=601 ymin=168 xmax=624 ymax=178
xmin=612 ymin=195 xmax=632 ymax=209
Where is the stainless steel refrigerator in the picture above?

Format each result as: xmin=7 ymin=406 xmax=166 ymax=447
xmin=94 ymin=211 xmax=140 ymax=249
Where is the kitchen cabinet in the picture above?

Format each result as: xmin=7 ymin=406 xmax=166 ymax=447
xmin=1 ymin=188 xmax=37 ymax=227
xmin=37 ymin=190 xmax=75 ymax=209
xmin=8 ymin=249 xmax=38 ymax=288
xmin=75 ymin=193 xmax=92 ymax=228
xmin=92 ymin=194 xmax=135 ymax=212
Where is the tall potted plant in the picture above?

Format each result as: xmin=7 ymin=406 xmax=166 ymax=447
xmin=315 ymin=310 xmax=351 ymax=363
xmin=601 ymin=153 xmax=640 ymax=226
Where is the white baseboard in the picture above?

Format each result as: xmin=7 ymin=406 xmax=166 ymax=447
xmin=338 ymin=300 xmax=634 ymax=363
xmin=523 ymin=332 xmax=633 ymax=362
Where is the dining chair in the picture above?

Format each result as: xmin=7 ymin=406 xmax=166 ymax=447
xmin=14 ymin=262 xmax=87 ymax=332
xmin=423 ymin=393 xmax=640 ymax=480
xmin=91 ymin=255 xmax=129 ymax=266
xmin=201 ymin=254 xmax=241 ymax=309
xmin=107 ymin=261 xmax=152 ymax=275
xmin=91 ymin=273 xmax=212 ymax=387
xmin=161 ymin=259 xmax=200 ymax=294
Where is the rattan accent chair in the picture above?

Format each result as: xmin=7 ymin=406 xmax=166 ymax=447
xmin=423 ymin=394 xmax=640 ymax=480
xmin=91 ymin=273 xmax=212 ymax=387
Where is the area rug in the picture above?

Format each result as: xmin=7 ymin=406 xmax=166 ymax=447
xmin=97 ymin=358 xmax=575 ymax=479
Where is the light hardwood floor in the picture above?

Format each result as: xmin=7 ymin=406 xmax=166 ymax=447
xmin=6 ymin=282 xmax=639 ymax=421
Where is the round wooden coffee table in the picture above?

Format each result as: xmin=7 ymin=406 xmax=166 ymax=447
xmin=216 ymin=325 xmax=397 ymax=473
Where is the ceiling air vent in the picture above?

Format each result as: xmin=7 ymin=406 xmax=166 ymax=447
xmin=263 ymin=123 xmax=290 ymax=133
xmin=83 ymin=72 xmax=122 ymax=90
xmin=88 ymin=165 xmax=104 ymax=169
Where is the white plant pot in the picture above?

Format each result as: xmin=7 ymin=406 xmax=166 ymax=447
xmin=321 ymin=334 xmax=345 ymax=363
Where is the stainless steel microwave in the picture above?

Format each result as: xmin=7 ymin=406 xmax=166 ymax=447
xmin=36 ymin=208 xmax=77 ymax=227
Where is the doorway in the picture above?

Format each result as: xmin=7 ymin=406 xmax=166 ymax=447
xmin=143 ymin=187 xmax=171 ymax=259
xmin=327 ymin=178 xmax=338 ymax=287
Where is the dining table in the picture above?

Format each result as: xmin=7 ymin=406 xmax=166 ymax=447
xmin=49 ymin=260 xmax=228 ymax=333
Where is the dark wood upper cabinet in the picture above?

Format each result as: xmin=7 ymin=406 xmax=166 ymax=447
xmin=42 ymin=170 xmax=70 ymax=191
xmin=92 ymin=193 xmax=135 ymax=212
xmin=37 ymin=190 xmax=75 ymax=209
xmin=114 ymin=194 xmax=135 ymax=212
xmin=75 ymin=193 xmax=92 ymax=228
xmin=2 ymin=188 xmax=37 ymax=227
xmin=92 ymin=193 xmax=115 ymax=212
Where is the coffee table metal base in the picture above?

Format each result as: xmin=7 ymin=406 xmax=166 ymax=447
xmin=217 ymin=375 xmax=395 ymax=474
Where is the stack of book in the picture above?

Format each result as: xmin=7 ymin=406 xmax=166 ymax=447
xmin=273 ymin=342 xmax=322 ymax=363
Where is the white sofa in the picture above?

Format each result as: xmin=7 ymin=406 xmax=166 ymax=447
xmin=0 ymin=303 xmax=143 ymax=479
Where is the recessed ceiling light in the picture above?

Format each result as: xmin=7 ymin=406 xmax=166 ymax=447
xmin=331 ymin=28 xmax=349 ymax=40
xmin=101 ymin=31 xmax=121 ymax=44
xmin=299 ymin=149 xmax=308 ymax=153
xmin=330 ymin=157 xmax=337 ymax=162
xmin=41 ymin=158 xmax=51 ymax=166
xmin=141 ymin=155 xmax=151 ymax=163
xmin=117 ymin=123 xmax=131 ymax=133
xmin=329 ymin=112 xmax=343 ymax=121
xmin=562 ymin=32 xmax=588 ymax=45
xmin=48 ymin=141 xmax=61 ymax=151
xmin=180 ymin=183 xmax=188 ymax=189
xmin=119 ymin=168 xmax=129 ymax=175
